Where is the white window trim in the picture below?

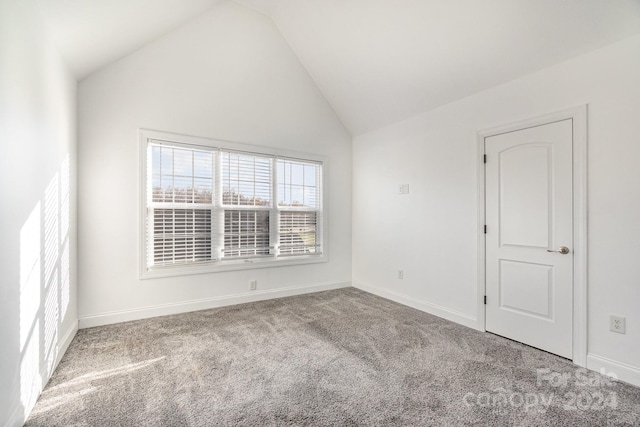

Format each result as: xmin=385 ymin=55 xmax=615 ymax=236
xmin=138 ymin=129 xmax=329 ymax=279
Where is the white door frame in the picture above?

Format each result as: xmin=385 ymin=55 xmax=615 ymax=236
xmin=476 ymin=105 xmax=588 ymax=367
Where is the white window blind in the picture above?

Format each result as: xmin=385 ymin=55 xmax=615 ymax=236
xmin=221 ymin=151 xmax=272 ymax=259
xmin=223 ymin=210 xmax=270 ymax=257
xmin=153 ymin=209 xmax=212 ymax=264
xmin=277 ymin=159 xmax=321 ymax=256
xmin=148 ymin=143 xmax=215 ymax=267
xmin=279 ymin=211 xmax=318 ymax=255
xmin=142 ymin=131 xmax=325 ymax=277
xmin=277 ymin=158 xmax=319 ymax=209
xmin=221 ymin=151 xmax=271 ymax=206
xmin=151 ymin=145 xmax=214 ymax=204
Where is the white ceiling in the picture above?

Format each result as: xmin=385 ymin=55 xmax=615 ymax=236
xmin=37 ymin=0 xmax=640 ymax=135
xmin=262 ymin=0 xmax=640 ymax=135
xmin=36 ymin=0 xmax=224 ymax=79
xmin=233 ymin=0 xmax=280 ymax=16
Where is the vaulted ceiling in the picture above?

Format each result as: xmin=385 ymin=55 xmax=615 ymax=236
xmin=38 ymin=0 xmax=640 ymax=135
xmin=36 ymin=0 xmax=225 ymax=79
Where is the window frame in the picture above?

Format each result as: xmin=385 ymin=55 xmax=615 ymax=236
xmin=139 ymin=129 xmax=328 ymax=279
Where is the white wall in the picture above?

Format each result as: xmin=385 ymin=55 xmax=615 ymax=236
xmin=77 ymin=2 xmax=352 ymax=326
xmin=353 ymin=35 xmax=640 ymax=385
xmin=0 ymin=0 xmax=78 ymax=425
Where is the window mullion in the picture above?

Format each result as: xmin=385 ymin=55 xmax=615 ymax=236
xmin=146 ymin=144 xmax=153 ymax=267
xmin=316 ymin=165 xmax=322 ymax=254
xmin=235 ymin=154 xmax=240 ymax=205
xmin=171 ymin=209 xmax=175 ymax=264
xmin=214 ymin=150 xmax=223 ymax=261
xmin=253 ymin=156 xmax=256 ymax=207
xmin=271 ymin=157 xmax=279 ymax=258
xmin=147 ymin=207 xmax=154 ymax=267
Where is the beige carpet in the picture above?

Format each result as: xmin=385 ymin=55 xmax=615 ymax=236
xmin=26 ymin=288 xmax=640 ymax=426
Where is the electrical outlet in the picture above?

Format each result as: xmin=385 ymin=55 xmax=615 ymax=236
xmin=250 ymin=280 xmax=257 ymax=291
xmin=398 ymin=270 xmax=404 ymax=280
xmin=610 ymin=315 xmax=626 ymax=334
xmin=398 ymin=184 xmax=410 ymax=195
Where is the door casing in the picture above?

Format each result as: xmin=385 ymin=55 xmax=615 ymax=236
xmin=476 ymin=105 xmax=588 ymax=367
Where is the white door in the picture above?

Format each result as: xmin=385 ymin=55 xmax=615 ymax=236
xmin=485 ymin=119 xmax=573 ymax=359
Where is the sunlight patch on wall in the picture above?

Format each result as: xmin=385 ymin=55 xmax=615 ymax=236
xmin=20 ymin=318 xmax=41 ymax=418
xmin=44 ymin=174 xmax=59 ymax=287
xmin=61 ymin=240 xmax=70 ymax=320
xmin=60 ymin=154 xmax=70 ymax=320
xmin=44 ymin=281 xmax=59 ymax=373
xmin=60 ymin=155 xmax=70 ymax=242
xmin=19 ymin=201 xmax=44 ymax=418
xmin=20 ymin=203 xmax=41 ymax=351
xmin=44 ymin=173 xmax=60 ymax=372
xmin=18 ymin=153 xmax=72 ymax=419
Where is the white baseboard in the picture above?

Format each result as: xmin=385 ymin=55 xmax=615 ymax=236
xmin=587 ymin=353 xmax=640 ymax=388
xmin=5 ymin=321 xmax=78 ymax=427
xmin=353 ymin=281 xmax=478 ymax=330
xmin=55 ymin=320 xmax=78 ymax=369
xmin=78 ymin=281 xmax=351 ymax=329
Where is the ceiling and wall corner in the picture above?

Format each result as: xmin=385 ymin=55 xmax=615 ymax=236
xmin=36 ymin=1 xmax=640 ymax=134
xmin=36 ymin=0 xmax=226 ymax=79
xmin=258 ymin=0 xmax=640 ymax=135
xmin=233 ymin=0 xmax=281 ymax=16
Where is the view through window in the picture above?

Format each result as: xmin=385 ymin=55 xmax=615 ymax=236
xmin=142 ymin=133 xmax=324 ymax=276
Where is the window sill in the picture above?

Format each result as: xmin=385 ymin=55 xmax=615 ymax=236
xmin=140 ymin=254 xmax=328 ymax=280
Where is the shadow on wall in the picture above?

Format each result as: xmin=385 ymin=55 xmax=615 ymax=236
xmin=14 ymin=155 xmax=72 ymax=422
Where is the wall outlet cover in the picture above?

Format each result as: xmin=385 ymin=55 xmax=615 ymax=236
xmin=609 ymin=315 xmax=626 ymax=334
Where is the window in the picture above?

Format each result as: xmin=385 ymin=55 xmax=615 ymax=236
xmin=221 ymin=151 xmax=272 ymax=258
xmin=148 ymin=145 xmax=214 ymax=266
xmin=140 ymin=130 xmax=326 ymax=277
xmin=277 ymin=158 xmax=321 ymax=256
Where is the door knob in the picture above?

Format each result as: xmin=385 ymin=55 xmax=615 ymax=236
xmin=547 ymin=246 xmax=570 ymax=254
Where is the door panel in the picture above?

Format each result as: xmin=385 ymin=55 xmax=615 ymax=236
xmin=499 ymin=260 xmax=552 ymax=319
xmin=499 ymin=145 xmax=550 ymax=248
xmin=485 ymin=119 xmax=573 ymax=359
